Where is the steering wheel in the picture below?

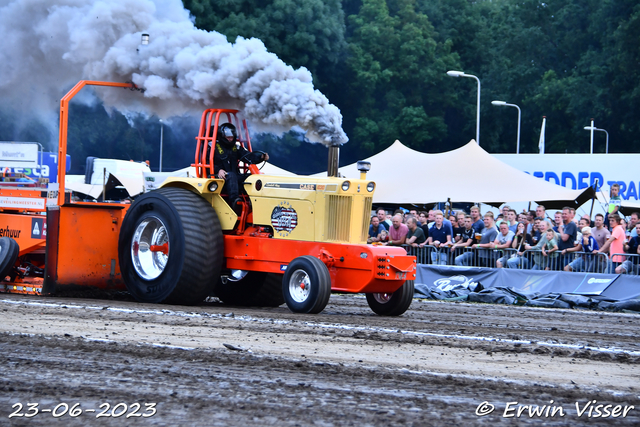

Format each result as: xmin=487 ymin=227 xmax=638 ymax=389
xmin=239 ymin=150 xmax=268 ymax=171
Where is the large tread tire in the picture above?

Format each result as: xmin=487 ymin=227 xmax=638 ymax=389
xmin=215 ymin=272 xmax=284 ymax=307
xmin=118 ymin=188 xmax=223 ymax=305
xmin=366 ymin=280 xmax=414 ymax=316
xmin=282 ymin=256 xmax=331 ymax=314
xmin=255 ymin=273 xmax=285 ymax=307
xmin=0 ymin=237 xmax=19 ymax=279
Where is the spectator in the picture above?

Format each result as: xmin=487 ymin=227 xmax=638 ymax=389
xmin=518 ymin=212 xmax=528 ymax=231
xmin=501 ymin=205 xmax=511 ymax=222
xmin=564 ymin=226 xmax=599 ymax=272
xmin=628 ymin=212 xmax=640 ymax=238
xmin=385 ymin=214 xmax=408 ymax=246
xmin=616 ymin=223 xmax=640 ymax=274
xmin=456 ymin=211 xmax=466 ymax=236
xmin=570 ymin=208 xmax=578 ymax=224
xmin=507 ymin=209 xmax=518 ymax=233
xmin=506 ymin=222 xmax=534 ymax=269
xmin=377 ymin=208 xmax=391 ymax=229
xmin=450 ymin=215 xmax=475 ymax=257
xmin=427 ymin=210 xmax=436 ymax=228
xmin=433 ymin=209 xmax=455 ymax=238
xmin=606 ymin=183 xmax=622 ymax=226
xmin=592 ymin=213 xmax=611 ymax=249
xmin=535 ymin=204 xmax=547 ymax=223
xmin=455 ymin=212 xmax=498 ymax=267
xmin=556 ymin=206 xmax=578 ymax=268
xmin=409 ymin=209 xmax=418 ymax=218
xmin=599 ymin=213 xmax=626 ymax=272
xmin=525 ymin=220 xmax=553 ymax=270
xmin=582 ymin=214 xmax=593 ymax=228
xmin=494 ymin=222 xmax=515 ymax=268
xmin=541 ymin=229 xmax=560 ymax=270
xmin=378 ymin=229 xmax=389 ymax=244
xmin=452 ymin=214 xmax=464 ymax=242
xmin=470 ymin=205 xmax=484 ymax=234
xmin=427 ymin=212 xmax=452 ymax=264
xmin=553 ymin=212 xmax=563 ymax=232
xmin=531 ymin=217 xmax=543 ymax=244
xmin=405 ymin=217 xmax=426 ymax=247
xmin=418 ymin=211 xmax=430 ymax=241
xmin=575 ymin=217 xmax=590 ymax=245
xmin=367 ymin=216 xmax=386 ymax=243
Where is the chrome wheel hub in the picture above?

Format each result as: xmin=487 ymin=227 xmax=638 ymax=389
xmin=131 ymin=216 xmax=169 ymax=280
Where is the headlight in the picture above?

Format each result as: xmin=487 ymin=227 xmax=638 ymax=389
xmin=208 ymin=182 xmax=219 ymax=192
xmin=367 ymin=182 xmax=375 ymax=192
xmin=341 ymin=181 xmax=350 ymax=191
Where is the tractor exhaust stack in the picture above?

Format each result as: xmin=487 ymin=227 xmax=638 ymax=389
xmin=327 ymin=144 xmax=340 ymax=177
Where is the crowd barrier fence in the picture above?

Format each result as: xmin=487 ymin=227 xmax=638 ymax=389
xmin=403 ymin=245 xmax=611 ymax=273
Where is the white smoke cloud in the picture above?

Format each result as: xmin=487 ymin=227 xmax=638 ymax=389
xmin=0 ymin=0 xmax=348 ymax=145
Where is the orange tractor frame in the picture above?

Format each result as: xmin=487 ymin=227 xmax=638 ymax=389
xmin=0 ymin=80 xmax=416 ymax=316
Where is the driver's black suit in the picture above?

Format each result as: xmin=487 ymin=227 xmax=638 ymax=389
xmin=212 ymin=142 xmax=264 ymax=201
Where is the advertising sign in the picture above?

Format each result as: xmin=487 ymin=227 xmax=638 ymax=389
xmin=494 ymin=153 xmax=640 ymax=201
xmin=0 ymin=142 xmax=39 ymax=168
xmin=2 ymin=151 xmax=70 ymax=183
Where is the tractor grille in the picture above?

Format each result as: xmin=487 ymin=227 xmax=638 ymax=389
xmin=360 ymin=196 xmax=373 ymax=242
xmin=325 ymin=195 xmax=352 ymax=241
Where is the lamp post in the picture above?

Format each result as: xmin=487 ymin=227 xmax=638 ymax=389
xmin=447 ymin=70 xmax=481 ymax=145
xmin=583 ymin=120 xmax=609 ymax=154
xmin=491 ymin=100 xmax=521 ymax=154
xmin=159 ymin=119 xmax=164 ymax=172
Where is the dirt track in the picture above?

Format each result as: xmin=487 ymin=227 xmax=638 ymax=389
xmin=1 ymin=292 xmax=639 ymax=426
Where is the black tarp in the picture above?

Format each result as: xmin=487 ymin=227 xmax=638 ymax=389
xmin=414 ymin=265 xmax=640 ymax=312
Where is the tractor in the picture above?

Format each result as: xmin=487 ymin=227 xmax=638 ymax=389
xmin=1 ymin=81 xmax=416 ymax=316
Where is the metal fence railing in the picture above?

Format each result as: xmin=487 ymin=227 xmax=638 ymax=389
xmin=611 ymin=253 xmax=640 ymax=275
xmin=399 ymin=245 xmax=611 ymax=273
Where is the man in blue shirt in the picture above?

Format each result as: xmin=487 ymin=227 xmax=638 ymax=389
xmin=367 ymin=216 xmax=386 ymax=243
xmin=427 ymin=212 xmax=452 ymax=265
xmin=470 ymin=205 xmax=484 ymax=234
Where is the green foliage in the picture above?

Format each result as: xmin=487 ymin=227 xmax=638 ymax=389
xmin=342 ymin=0 xmax=458 ymax=156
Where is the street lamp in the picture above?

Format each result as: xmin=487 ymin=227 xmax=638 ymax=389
xmin=447 ymin=70 xmax=481 ymax=145
xmin=583 ymin=120 xmax=609 ymax=154
xmin=492 ymin=100 xmax=521 ymax=154
xmin=159 ymin=119 xmax=164 ymax=172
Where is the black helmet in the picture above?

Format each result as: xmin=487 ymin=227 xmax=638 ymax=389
xmin=217 ymin=123 xmax=237 ymax=147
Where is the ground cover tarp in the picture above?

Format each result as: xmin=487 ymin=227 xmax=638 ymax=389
xmin=415 ymin=264 xmax=640 ymax=312
xmin=322 ymin=140 xmax=594 ymax=209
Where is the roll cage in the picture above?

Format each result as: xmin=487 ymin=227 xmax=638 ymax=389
xmin=193 ymin=109 xmax=260 ymax=178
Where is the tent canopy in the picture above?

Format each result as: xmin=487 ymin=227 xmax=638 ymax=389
xmin=322 ymin=140 xmax=594 ymax=209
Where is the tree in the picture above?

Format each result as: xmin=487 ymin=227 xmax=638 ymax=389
xmin=342 ymin=0 xmax=459 ymax=158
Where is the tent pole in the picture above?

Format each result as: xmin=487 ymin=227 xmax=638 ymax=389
xmin=589 ymin=178 xmax=599 ymax=220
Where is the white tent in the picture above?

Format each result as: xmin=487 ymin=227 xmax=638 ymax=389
xmin=321 ymin=140 xmax=594 ymax=209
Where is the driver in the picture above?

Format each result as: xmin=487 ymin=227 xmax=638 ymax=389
xmin=211 ymin=123 xmax=269 ymax=205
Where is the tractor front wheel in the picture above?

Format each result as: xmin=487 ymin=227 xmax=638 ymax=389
xmin=282 ymin=256 xmax=331 ymax=314
xmin=366 ymin=280 xmax=414 ymax=316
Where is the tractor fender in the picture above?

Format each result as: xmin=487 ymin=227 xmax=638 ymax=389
xmin=159 ymin=177 xmax=237 ymax=230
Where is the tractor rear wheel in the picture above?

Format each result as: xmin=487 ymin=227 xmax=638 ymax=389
xmin=215 ymin=272 xmax=284 ymax=307
xmin=282 ymin=256 xmax=331 ymax=314
xmin=365 ymin=280 xmax=414 ymax=316
xmin=118 ymin=187 xmax=223 ymax=305
xmin=0 ymin=237 xmax=19 ymax=279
